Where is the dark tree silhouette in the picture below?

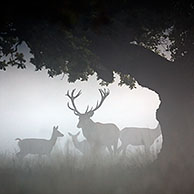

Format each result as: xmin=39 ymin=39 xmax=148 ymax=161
xmin=1 ymin=0 xmax=194 ymax=192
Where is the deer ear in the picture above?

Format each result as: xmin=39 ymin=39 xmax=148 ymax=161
xmin=56 ymin=126 xmax=59 ymax=129
xmin=68 ymin=132 xmax=73 ymax=136
xmin=76 ymin=131 xmax=80 ymax=136
xmin=88 ymin=111 xmax=94 ymax=117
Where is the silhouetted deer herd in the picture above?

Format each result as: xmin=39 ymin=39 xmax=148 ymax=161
xmin=16 ymin=89 xmax=162 ymax=160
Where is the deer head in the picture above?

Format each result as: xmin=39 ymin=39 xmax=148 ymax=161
xmin=66 ymin=89 xmax=110 ymax=129
xmin=68 ymin=131 xmax=80 ymax=139
xmin=52 ymin=126 xmax=64 ymax=138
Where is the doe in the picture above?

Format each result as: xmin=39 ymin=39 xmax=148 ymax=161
xmin=16 ymin=126 xmax=64 ymax=159
xmin=118 ymin=124 xmax=162 ymax=156
xmin=68 ymin=131 xmax=91 ymax=155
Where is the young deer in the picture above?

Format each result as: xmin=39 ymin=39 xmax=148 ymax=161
xmin=68 ymin=131 xmax=91 ymax=155
xmin=118 ymin=123 xmax=162 ymax=156
xmin=66 ymin=89 xmax=120 ymax=155
xmin=16 ymin=126 xmax=64 ymax=159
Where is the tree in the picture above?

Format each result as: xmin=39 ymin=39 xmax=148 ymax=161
xmin=1 ymin=0 xmax=194 ymax=192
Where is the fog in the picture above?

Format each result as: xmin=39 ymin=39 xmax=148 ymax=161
xmin=0 ymin=68 xmax=162 ymax=193
xmin=0 ymin=44 xmax=163 ymax=194
xmin=0 ymin=64 xmax=161 ymax=154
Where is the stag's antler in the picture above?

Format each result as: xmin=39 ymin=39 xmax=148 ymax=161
xmin=86 ymin=88 xmax=110 ymax=113
xmin=66 ymin=89 xmax=82 ymax=115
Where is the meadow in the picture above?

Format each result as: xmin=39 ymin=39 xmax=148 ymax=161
xmin=0 ymin=143 xmax=163 ymax=194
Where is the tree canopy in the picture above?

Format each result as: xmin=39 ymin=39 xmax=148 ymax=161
xmin=1 ymin=2 xmax=194 ymax=191
xmin=0 ymin=0 xmax=194 ymax=87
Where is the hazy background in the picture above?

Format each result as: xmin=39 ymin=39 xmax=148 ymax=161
xmin=0 ymin=43 xmax=161 ymax=154
xmin=0 ymin=63 xmax=160 ymax=154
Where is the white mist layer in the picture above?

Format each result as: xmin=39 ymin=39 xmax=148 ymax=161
xmin=0 ymin=66 xmax=161 ymax=154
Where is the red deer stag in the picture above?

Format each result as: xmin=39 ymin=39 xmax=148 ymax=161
xmin=66 ymin=89 xmax=120 ymax=155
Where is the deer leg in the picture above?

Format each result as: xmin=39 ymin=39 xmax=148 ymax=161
xmin=107 ymin=145 xmax=114 ymax=156
xmin=38 ymin=154 xmax=43 ymax=160
xmin=117 ymin=144 xmax=124 ymax=154
xmin=121 ymin=145 xmax=127 ymax=157
xmin=117 ymin=142 xmax=127 ymax=156
xmin=90 ymin=142 xmax=100 ymax=156
xmin=144 ymin=145 xmax=153 ymax=161
xmin=113 ymin=139 xmax=119 ymax=155
xmin=16 ymin=151 xmax=27 ymax=160
xmin=122 ymin=147 xmax=126 ymax=156
xmin=46 ymin=153 xmax=51 ymax=158
xmin=145 ymin=147 xmax=150 ymax=154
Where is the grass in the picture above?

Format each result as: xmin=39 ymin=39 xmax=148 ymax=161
xmin=0 ymin=146 xmax=191 ymax=194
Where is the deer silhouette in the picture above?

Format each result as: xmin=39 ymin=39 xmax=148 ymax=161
xmin=118 ymin=123 xmax=162 ymax=156
xmin=16 ymin=126 xmax=64 ymax=159
xmin=66 ymin=89 xmax=120 ymax=155
xmin=68 ymin=131 xmax=91 ymax=155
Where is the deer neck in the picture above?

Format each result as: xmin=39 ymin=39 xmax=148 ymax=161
xmin=72 ymin=138 xmax=80 ymax=149
xmin=49 ymin=132 xmax=58 ymax=147
xmin=81 ymin=118 xmax=95 ymax=139
xmin=84 ymin=118 xmax=96 ymax=130
xmin=88 ymin=118 xmax=95 ymax=125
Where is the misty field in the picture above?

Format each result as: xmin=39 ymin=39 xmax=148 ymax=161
xmin=0 ymin=146 xmax=166 ymax=194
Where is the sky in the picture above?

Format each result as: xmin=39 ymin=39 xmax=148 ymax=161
xmin=0 ymin=64 xmax=161 ymax=154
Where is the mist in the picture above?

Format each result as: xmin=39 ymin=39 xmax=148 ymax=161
xmin=0 ymin=68 xmax=162 ymax=193
xmin=0 ymin=65 xmax=161 ymax=154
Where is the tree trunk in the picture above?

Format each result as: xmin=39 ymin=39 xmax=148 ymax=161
xmin=153 ymin=60 xmax=194 ymax=192
xmin=95 ymin=42 xmax=194 ymax=192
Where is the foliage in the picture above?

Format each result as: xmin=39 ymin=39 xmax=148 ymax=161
xmin=118 ymin=73 xmax=136 ymax=89
xmin=0 ymin=0 xmax=194 ymax=87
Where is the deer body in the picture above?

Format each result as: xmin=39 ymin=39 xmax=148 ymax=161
xmin=118 ymin=124 xmax=161 ymax=155
xmin=16 ymin=126 xmax=64 ymax=159
xmin=66 ymin=89 xmax=120 ymax=155
xmin=68 ymin=132 xmax=91 ymax=154
xmin=81 ymin=120 xmax=119 ymax=148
